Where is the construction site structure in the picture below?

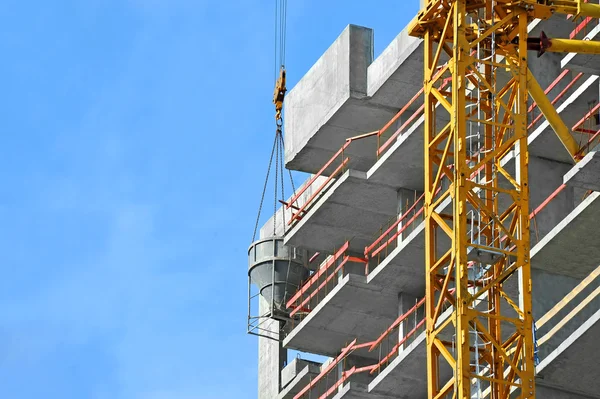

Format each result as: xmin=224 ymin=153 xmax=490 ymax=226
xmin=248 ymin=1 xmax=600 ymax=398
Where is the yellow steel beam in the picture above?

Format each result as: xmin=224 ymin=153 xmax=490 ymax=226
xmin=526 ymin=70 xmax=579 ymax=161
xmin=544 ymin=38 xmax=600 ymax=55
xmin=580 ymin=1 xmax=600 ymax=19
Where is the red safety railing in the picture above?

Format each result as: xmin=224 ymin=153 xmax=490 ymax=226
xmin=364 ymin=192 xmax=426 ymax=271
xmin=293 ymin=292 xmax=456 ymax=399
xmin=528 ymin=176 xmax=595 ymax=246
xmin=286 ymin=241 xmax=368 ymax=319
xmin=293 ymin=296 xmax=429 ymax=399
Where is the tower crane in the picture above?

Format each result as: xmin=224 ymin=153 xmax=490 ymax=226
xmin=408 ymin=1 xmax=600 ymax=398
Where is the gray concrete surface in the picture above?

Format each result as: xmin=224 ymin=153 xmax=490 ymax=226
xmin=367 ymin=27 xmax=424 ymax=111
xmin=564 ymin=150 xmax=600 ymax=192
xmin=535 ymin=385 xmax=600 ymax=399
xmin=531 ymin=192 xmax=600 ymax=279
xmin=562 ymin=25 xmax=600 ymax=75
xmin=536 ymin=308 xmax=600 ymax=398
xmin=531 ymin=269 xmax=600 ymax=360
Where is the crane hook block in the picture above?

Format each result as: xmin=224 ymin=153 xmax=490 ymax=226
xmin=273 ymin=67 xmax=287 ymax=121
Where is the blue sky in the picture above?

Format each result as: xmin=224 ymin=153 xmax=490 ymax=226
xmin=0 ymin=1 xmax=419 ymax=398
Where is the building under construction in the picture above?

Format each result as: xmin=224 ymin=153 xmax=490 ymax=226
xmin=248 ymin=1 xmax=600 ymax=398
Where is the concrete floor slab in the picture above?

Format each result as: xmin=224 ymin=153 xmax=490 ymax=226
xmin=531 ymin=192 xmax=600 ymax=278
xmin=284 ymin=170 xmax=398 ymax=254
xmin=564 ymin=150 xmax=600 ymax=192
xmin=536 ymin=309 xmax=600 ymax=398
xmin=283 ymin=274 xmax=397 ymax=358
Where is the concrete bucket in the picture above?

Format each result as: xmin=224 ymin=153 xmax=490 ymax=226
xmin=248 ymin=237 xmax=308 ymax=319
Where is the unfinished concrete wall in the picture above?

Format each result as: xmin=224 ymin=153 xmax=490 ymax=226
xmin=284 ymin=25 xmax=380 ymax=173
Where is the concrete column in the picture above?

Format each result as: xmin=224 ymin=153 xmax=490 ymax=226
xmin=258 ymin=297 xmax=287 ymax=399
xmin=397 ymin=188 xmax=423 ymax=244
xmin=398 ymin=292 xmax=424 ymax=352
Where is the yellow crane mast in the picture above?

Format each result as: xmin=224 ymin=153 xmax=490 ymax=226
xmin=408 ymin=1 xmax=600 ymax=398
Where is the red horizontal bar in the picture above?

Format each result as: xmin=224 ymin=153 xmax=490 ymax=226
xmin=570 ymin=16 xmax=593 ymax=39
xmin=378 ymin=87 xmax=424 ymax=140
xmin=378 ymin=103 xmax=426 ymax=155
xmin=370 ymin=206 xmax=425 ymax=259
xmin=317 ymin=367 xmax=356 ymax=399
xmin=577 ymin=128 xmax=600 ymax=157
xmin=286 ymin=140 xmax=351 ymax=209
xmin=289 ymin=255 xmax=350 ymax=317
xmin=527 ymin=69 xmax=570 ymax=114
xmin=529 ymin=184 xmax=566 ymax=219
xmin=347 ymin=256 xmax=368 ymax=264
xmin=370 ymin=318 xmax=426 ymax=375
xmin=289 ymin=157 xmax=350 ymax=225
xmin=365 ymin=192 xmax=426 ymax=256
xmin=286 ymin=242 xmax=349 ymax=309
